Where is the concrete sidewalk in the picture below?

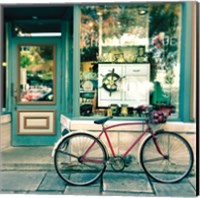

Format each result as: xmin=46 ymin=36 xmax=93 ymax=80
xmin=0 ymin=146 xmax=197 ymax=196
xmin=0 ymin=170 xmax=196 ymax=196
xmin=1 ymin=146 xmax=54 ymax=170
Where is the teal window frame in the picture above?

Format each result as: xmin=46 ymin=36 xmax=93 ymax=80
xmin=179 ymin=2 xmax=194 ymax=123
xmin=72 ymin=3 xmax=194 ymax=122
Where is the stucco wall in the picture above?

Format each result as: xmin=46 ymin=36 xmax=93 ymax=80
xmin=0 ymin=114 xmax=11 ymax=150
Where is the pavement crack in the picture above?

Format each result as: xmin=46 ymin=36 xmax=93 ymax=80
xmin=145 ymin=174 xmax=156 ymax=195
xmin=36 ymin=171 xmax=48 ymax=191
xmin=187 ymin=177 xmax=196 ymax=191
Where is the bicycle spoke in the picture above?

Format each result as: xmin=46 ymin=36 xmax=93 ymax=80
xmin=57 ymin=149 xmax=79 ymax=159
xmin=143 ymin=156 xmax=165 ymax=163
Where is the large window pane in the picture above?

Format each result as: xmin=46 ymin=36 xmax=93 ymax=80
xmin=80 ymin=4 xmax=181 ymax=117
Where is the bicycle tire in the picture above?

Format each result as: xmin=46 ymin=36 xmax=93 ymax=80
xmin=54 ymin=132 xmax=108 ymax=186
xmin=140 ymin=131 xmax=194 ymax=183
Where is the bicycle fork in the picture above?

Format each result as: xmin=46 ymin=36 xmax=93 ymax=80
xmin=151 ymin=130 xmax=168 ymax=159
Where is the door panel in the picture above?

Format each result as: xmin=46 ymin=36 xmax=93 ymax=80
xmin=10 ymin=38 xmax=61 ymax=146
xmin=17 ymin=110 xmax=55 ymax=135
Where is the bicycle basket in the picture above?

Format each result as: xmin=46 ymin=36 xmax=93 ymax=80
xmin=149 ymin=105 xmax=175 ymax=124
xmin=149 ymin=110 xmax=168 ymax=124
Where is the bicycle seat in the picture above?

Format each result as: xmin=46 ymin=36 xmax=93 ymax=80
xmin=94 ymin=116 xmax=113 ymax=125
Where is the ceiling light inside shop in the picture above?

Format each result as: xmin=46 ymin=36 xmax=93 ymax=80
xmin=30 ymin=32 xmax=61 ymax=37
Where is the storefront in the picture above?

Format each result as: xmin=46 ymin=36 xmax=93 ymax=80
xmin=1 ymin=2 xmax=196 ymax=155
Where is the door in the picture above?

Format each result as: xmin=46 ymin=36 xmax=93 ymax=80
xmin=10 ymin=37 xmax=61 ymax=146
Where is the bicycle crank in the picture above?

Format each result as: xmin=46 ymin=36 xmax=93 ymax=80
xmin=110 ymin=156 xmax=125 ymax=172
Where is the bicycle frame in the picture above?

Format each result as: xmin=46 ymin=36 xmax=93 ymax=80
xmin=82 ymin=120 xmax=166 ymax=163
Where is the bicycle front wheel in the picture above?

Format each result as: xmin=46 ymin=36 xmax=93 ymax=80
xmin=140 ymin=131 xmax=194 ymax=183
xmin=54 ymin=133 xmax=108 ymax=186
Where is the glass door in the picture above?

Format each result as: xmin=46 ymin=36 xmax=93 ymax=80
xmin=10 ymin=38 xmax=61 ymax=146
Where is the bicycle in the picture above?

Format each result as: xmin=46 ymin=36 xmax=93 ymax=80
xmin=52 ymin=105 xmax=194 ymax=186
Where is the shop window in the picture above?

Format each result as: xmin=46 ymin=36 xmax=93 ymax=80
xmin=80 ymin=4 xmax=182 ymax=117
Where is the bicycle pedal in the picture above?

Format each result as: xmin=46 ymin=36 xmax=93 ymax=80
xmin=124 ymin=155 xmax=133 ymax=162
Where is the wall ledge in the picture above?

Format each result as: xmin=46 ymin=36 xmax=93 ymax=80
xmin=69 ymin=120 xmax=196 ymax=133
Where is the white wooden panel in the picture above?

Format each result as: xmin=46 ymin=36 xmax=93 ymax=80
xmin=25 ymin=118 xmax=48 ymax=128
xmin=125 ymin=64 xmax=149 ymax=76
xmin=98 ymin=64 xmax=150 ymax=107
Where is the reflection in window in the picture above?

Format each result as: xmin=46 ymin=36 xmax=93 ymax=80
xmin=80 ymin=4 xmax=182 ymax=117
xmin=19 ymin=45 xmax=55 ymax=103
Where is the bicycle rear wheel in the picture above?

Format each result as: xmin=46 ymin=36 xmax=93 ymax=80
xmin=140 ymin=131 xmax=193 ymax=183
xmin=54 ymin=133 xmax=108 ymax=186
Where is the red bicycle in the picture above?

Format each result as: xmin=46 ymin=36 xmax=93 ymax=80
xmin=53 ymin=105 xmax=194 ymax=186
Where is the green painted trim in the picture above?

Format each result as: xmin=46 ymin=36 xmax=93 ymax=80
xmin=61 ymin=21 xmax=67 ymax=114
xmin=179 ymin=2 xmax=193 ymax=122
xmin=73 ymin=5 xmax=81 ymax=117
xmin=6 ymin=22 xmax=13 ymax=113
xmin=61 ymin=20 xmax=73 ymax=116
xmin=68 ymin=21 xmax=74 ymax=117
